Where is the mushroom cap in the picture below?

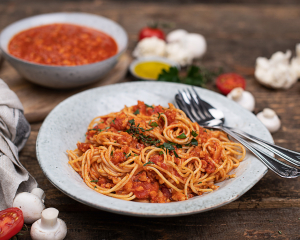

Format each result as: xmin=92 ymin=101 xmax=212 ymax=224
xmin=257 ymin=108 xmax=281 ymax=133
xmin=13 ymin=191 xmax=45 ymax=224
xmin=166 ymin=29 xmax=188 ymax=43
xmin=132 ymin=37 xmax=166 ymax=58
xmin=31 ymin=218 xmax=67 ymax=240
xmin=227 ymin=88 xmax=255 ymax=112
xmin=31 ymin=208 xmax=67 ymax=240
xmin=179 ymin=33 xmax=207 ymax=59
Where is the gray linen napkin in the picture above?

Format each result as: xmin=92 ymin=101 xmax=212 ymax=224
xmin=0 ymin=79 xmax=37 ymax=210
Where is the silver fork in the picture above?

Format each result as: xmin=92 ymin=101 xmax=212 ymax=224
xmin=175 ymin=88 xmax=300 ymax=178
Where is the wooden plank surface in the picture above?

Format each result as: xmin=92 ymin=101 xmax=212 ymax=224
xmin=0 ymin=1 xmax=300 ymax=239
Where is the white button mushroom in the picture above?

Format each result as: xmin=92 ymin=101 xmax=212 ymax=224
xmin=166 ymin=42 xmax=193 ymax=66
xmin=166 ymin=29 xmax=188 ymax=43
xmin=13 ymin=188 xmax=45 ymax=224
xmin=227 ymin=87 xmax=255 ymax=112
xmin=132 ymin=37 xmax=167 ymax=58
xmin=257 ymin=108 xmax=281 ymax=133
xmin=30 ymin=208 xmax=67 ymax=240
xmin=179 ymin=33 xmax=207 ymax=59
xmin=255 ymin=50 xmax=298 ymax=89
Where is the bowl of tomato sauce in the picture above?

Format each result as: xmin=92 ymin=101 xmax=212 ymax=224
xmin=0 ymin=12 xmax=128 ymax=89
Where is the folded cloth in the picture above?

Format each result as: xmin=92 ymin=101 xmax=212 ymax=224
xmin=0 ymin=79 xmax=37 ymax=210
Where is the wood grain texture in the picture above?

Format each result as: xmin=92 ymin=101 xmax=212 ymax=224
xmin=0 ymin=1 xmax=300 ymax=239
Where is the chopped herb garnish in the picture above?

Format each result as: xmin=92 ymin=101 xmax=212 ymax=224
xmin=159 ymin=142 xmax=175 ymax=151
xmin=204 ymin=129 xmax=207 ymax=133
xmin=278 ymin=231 xmax=282 ymax=234
xmin=145 ymin=128 xmax=154 ymax=131
xmin=133 ymin=109 xmax=140 ymax=115
xmin=150 ymin=122 xmax=158 ymax=127
xmin=198 ymin=182 xmax=202 ymax=184
xmin=177 ymin=133 xmax=187 ymax=139
xmin=125 ymin=153 xmax=131 ymax=159
xmin=173 ymin=151 xmax=179 ymax=158
xmin=94 ymin=186 xmax=97 ymax=189
xmin=91 ymin=180 xmax=99 ymax=183
xmin=111 ymin=151 xmax=113 ymax=156
xmin=145 ymin=104 xmax=154 ymax=109
xmin=143 ymin=161 xmax=154 ymax=166
xmin=112 ymin=118 xmax=116 ymax=124
xmin=126 ymin=119 xmax=161 ymax=145
xmin=176 ymin=144 xmax=182 ymax=149
xmin=158 ymin=112 xmax=161 ymax=119
xmin=105 ymin=126 xmax=110 ymax=130
xmin=190 ymin=138 xmax=198 ymax=146
xmin=134 ymin=154 xmax=138 ymax=156
xmin=191 ymin=130 xmax=198 ymax=137
xmin=159 ymin=151 xmax=164 ymax=155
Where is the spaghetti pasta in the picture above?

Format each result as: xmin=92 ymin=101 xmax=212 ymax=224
xmin=67 ymin=101 xmax=246 ymax=203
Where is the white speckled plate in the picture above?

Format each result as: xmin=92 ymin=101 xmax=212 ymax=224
xmin=36 ymin=81 xmax=271 ymax=217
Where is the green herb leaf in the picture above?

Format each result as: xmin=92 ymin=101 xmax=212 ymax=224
xmin=278 ymin=231 xmax=282 ymax=234
xmin=173 ymin=151 xmax=179 ymax=158
xmin=105 ymin=126 xmax=110 ymax=130
xmin=129 ymin=119 xmax=135 ymax=125
xmin=159 ymin=142 xmax=175 ymax=151
xmin=94 ymin=186 xmax=97 ymax=189
xmin=21 ymin=224 xmax=28 ymax=231
xmin=134 ymin=154 xmax=138 ymax=156
xmin=198 ymin=182 xmax=202 ymax=184
xmin=133 ymin=109 xmax=140 ymax=115
xmin=157 ymin=65 xmax=222 ymax=87
xmin=150 ymin=122 xmax=158 ymax=127
xmin=146 ymin=128 xmax=154 ymax=131
xmin=111 ymin=151 xmax=113 ymax=156
xmin=143 ymin=161 xmax=154 ymax=166
xmin=157 ymin=67 xmax=181 ymax=83
xmin=145 ymin=104 xmax=154 ymax=109
xmin=91 ymin=180 xmax=99 ymax=183
xmin=176 ymin=144 xmax=182 ymax=149
xmin=112 ymin=118 xmax=116 ymax=124
xmin=190 ymin=138 xmax=198 ymax=146
xmin=191 ymin=131 xmax=198 ymax=137
xmin=159 ymin=151 xmax=164 ymax=155
xmin=177 ymin=133 xmax=187 ymax=139
xmin=125 ymin=153 xmax=131 ymax=159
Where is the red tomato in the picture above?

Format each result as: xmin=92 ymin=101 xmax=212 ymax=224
xmin=0 ymin=208 xmax=24 ymax=240
xmin=138 ymin=27 xmax=165 ymax=41
xmin=216 ymin=73 xmax=246 ymax=95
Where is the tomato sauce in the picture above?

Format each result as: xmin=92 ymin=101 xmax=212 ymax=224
xmin=8 ymin=23 xmax=118 ymax=66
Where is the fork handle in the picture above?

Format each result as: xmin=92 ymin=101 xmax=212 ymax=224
xmin=219 ymin=127 xmax=300 ymax=178
xmin=225 ymin=126 xmax=300 ymax=167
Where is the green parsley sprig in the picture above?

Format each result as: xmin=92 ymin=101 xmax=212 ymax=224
xmin=157 ymin=65 xmax=222 ymax=87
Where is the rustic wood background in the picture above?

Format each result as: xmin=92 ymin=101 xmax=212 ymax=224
xmin=0 ymin=1 xmax=300 ymax=239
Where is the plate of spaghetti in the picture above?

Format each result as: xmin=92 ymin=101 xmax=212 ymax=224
xmin=36 ymin=81 xmax=272 ymax=216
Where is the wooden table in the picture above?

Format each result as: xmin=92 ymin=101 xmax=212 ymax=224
xmin=1 ymin=1 xmax=300 ymax=239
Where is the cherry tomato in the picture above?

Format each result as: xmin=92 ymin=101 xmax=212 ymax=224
xmin=216 ymin=73 xmax=246 ymax=95
xmin=0 ymin=208 xmax=24 ymax=240
xmin=138 ymin=27 xmax=165 ymax=41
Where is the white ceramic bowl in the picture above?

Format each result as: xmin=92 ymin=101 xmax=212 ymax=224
xmin=0 ymin=12 xmax=128 ymax=89
xmin=36 ymin=81 xmax=272 ymax=217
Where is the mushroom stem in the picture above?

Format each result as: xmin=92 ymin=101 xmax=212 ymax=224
xmin=41 ymin=208 xmax=59 ymax=230
xmin=31 ymin=188 xmax=45 ymax=201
